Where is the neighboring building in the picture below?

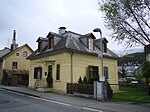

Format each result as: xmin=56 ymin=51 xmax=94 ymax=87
xmin=144 ymin=44 xmax=150 ymax=61
xmin=0 ymin=30 xmax=33 ymax=86
xmin=27 ymin=27 xmax=119 ymax=94
xmin=0 ymin=47 xmax=11 ymax=83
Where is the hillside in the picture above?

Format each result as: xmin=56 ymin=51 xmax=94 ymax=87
xmin=118 ymin=52 xmax=145 ymax=66
xmin=113 ymin=47 xmax=144 ymax=57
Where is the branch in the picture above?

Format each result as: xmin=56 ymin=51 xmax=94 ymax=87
xmin=128 ymin=1 xmax=150 ymax=43
xmin=121 ymin=25 xmax=146 ymax=46
xmin=120 ymin=17 xmax=150 ymax=43
xmin=134 ymin=12 xmax=150 ymax=29
xmin=144 ymin=0 xmax=150 ymax=11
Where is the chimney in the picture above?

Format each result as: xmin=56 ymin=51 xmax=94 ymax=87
xmin=11 ymin=30 xmax=18 ymax=51
xmin=58 ymin=27 xmax=66 ymax=34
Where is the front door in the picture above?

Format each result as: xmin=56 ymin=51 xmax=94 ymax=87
xmin=47 ymin=65 xmax=53 ymax=87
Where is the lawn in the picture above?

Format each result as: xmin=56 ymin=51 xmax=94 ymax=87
xmin=113 ymin=86 xmax=150 ymax=103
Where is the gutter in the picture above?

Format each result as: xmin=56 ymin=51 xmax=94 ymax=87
xmin=70 ymin=51 xmax=75 ymax=94
xmin=70 ymin=51 xmax=75 ymax=84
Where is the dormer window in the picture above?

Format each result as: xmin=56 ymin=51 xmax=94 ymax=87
xmin=37 ymin=37 xmax=48 ymax=52
xmin=38 ymin=41 xmax=42 ymax=52
xmin=103 ymin=43 xmax=107 ymax=53
xmin=89 ymin=38 xmax=94 ymax=50
xmin=102 ymin=38 xmax=108 ymax=53
xmin=48 ymin=37 xmax=54 ymax=49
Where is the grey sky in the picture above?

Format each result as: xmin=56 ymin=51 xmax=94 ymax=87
xmin=0 ymin=0 xmax=125 ymax=50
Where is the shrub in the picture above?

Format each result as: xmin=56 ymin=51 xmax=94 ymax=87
xmin=135 ymin=74 xmax=143 ymax=83
xmin=88 ymin=74 xmax=99 ymax=84
xmin=106 ymin=81 xmax=113 ymax=100
xmin=125 ymin=77 xmax=132 ymax=84
xmin=83 ymin=76 xmax=88 ymax=84
xmin=78 ymin=76 xmax=83 ymax=84
xmin=46 ymin=73 xmax=53 ymax=87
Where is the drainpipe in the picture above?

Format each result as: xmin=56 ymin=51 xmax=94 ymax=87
xmin=70 ymin=51 xmax=75 ymax=94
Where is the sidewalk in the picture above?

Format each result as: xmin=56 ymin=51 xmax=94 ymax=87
xmin=0 ymin=85 xmax=150 ymax=112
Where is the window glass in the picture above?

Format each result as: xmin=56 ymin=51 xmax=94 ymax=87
xmin=34 ymin=67 xmax=42 ymax=79
xmin=104 ymin=67 xmax=108 ymax=79
xmin=49 ymin=37 xmax=54 ymax=49
xmin=56 ymin=64 xmax=60 ymax=80
xmin=23 ymin=51 xmax=28 ymax=57
xmin=38 ymin=42 xmax=42 ymax=52
xmin=89 ymin=38 xmax=93 ymax=50
xmin=16 ymin=53 xmax=19 ymax=56
xmin=89 ymin=66 xmax=99 ymax=78
xmin=12 ymin=62 xmax=18 ymax=69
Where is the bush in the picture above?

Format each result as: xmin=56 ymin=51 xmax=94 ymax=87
xmin=125 ymin=77 xmax=132 ymax=84
xmin=78 ymin=76 xmax=83 ymax=84
xmin=135 ymin=74 xmax=143 ymax=83
xmin=46 ymin=73 xmax=53 ymax=87
xmin=83 ymin=76 xmax=88 ymax=84
xmin=106 ymin=81 xmax=113 ymax=100
xmin=88 ymin=74 xmax=99 ymax=84
xmin=78 ymin=74 xmax=99 ymax=84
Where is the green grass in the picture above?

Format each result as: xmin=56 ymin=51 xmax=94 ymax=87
xmin=113 ymin=86 xmax=150 ymax=103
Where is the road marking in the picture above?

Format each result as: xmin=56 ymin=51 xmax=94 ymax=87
xmin=2 ymin=89 xmax=71 ymax=107
xmin=2 ymin=88 xmax=104 ymax=112
xmin=28 ymin=96 xmax=71 ymax=107
xmin=82 ymin=107 xmax=103 ymax=112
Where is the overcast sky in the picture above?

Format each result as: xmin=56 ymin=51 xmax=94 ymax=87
xmin=0 ymin=0 xmax=134 ymax=50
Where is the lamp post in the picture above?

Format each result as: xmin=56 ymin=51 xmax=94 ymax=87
xmin=93 ymin=28 xmax=104 ymax=80
xmin=93 ymin=28 xmax=105 ymax=100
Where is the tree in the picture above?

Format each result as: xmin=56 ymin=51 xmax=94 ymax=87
xmin=106 ymin=81 xmax=113 ymax=100
xmin=46 ymin=73 xmax=53 ymax=87
xmin=121 ymin=66 xmax=126 ymax=78
xmin=100 ymin=0 xmax=150 ymax=47
xmin=83 ymin=76 xmax=88 ymax=84
xmin=78 ymin=76 xmax=83 ymax=84
xmin=141 ymin=61 xmax=150 ymax=83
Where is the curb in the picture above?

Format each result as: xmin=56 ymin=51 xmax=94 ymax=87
xmin=1 ymin=87 xmax=41 ymax=98
xmin=113 ymin=98 xmax=150 ymax=103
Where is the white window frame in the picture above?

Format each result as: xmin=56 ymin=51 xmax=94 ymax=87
xmin=23 ymin=51 xmax=28 ymax=57
xmin=12 ymin=62 xmax=18 ymax=69
xmin=89 ymin=38 xmax=93 ymax=50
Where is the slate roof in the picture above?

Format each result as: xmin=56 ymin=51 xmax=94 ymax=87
xmin=0 ymin=47 xmax=11 ymax=58
xmin=1 ymin=44 xmax=33 ymax=60
xmin=27 ymin=31 xmax=118 ymax=60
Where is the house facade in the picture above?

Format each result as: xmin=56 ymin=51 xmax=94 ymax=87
xmin=27 ymin=27 xmax=119 ymax=94
xmin=0 ymin=30 xmax=33 ymax=86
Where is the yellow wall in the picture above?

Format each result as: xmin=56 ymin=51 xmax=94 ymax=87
xmin=3 ymin=46 xmax=32 ymax=70
xmin=0 ymin=45 xmax=33 ymax=81
xmin=29 ymin=51 xmax=119 ymax=93
xmin=29 ymin=52 xmax=70 ymax=94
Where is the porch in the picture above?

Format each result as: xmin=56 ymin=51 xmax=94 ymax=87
xmin=34 ymin=78 xmax=53 ymax=92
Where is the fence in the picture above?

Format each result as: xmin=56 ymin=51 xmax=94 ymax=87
xmin=118 ymin=83 xmax=148 ymax=89
xmin=67 ymin=83 xmax=94 ymax=95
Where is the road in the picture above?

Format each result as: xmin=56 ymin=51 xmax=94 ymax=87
xmin=0 ymin=88 xmax=104 ymax=112
xmin=0 ymin=88 xmax=150 ymax=112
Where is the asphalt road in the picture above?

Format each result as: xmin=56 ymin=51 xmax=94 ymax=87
xmin=0 ymin=88 xmax=104 ymax=112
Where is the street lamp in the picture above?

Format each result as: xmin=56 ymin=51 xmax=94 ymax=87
xmin=93 ymin=28 xmax=106 ymax=100
xmin=93 ymin=28 xmax=104 ymax=79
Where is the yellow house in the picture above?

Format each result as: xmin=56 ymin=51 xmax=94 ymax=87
xmin=27 ymin=27 xmax=119 ymax=94
xmin=0 ymin=30 xmax=33 ymax=86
